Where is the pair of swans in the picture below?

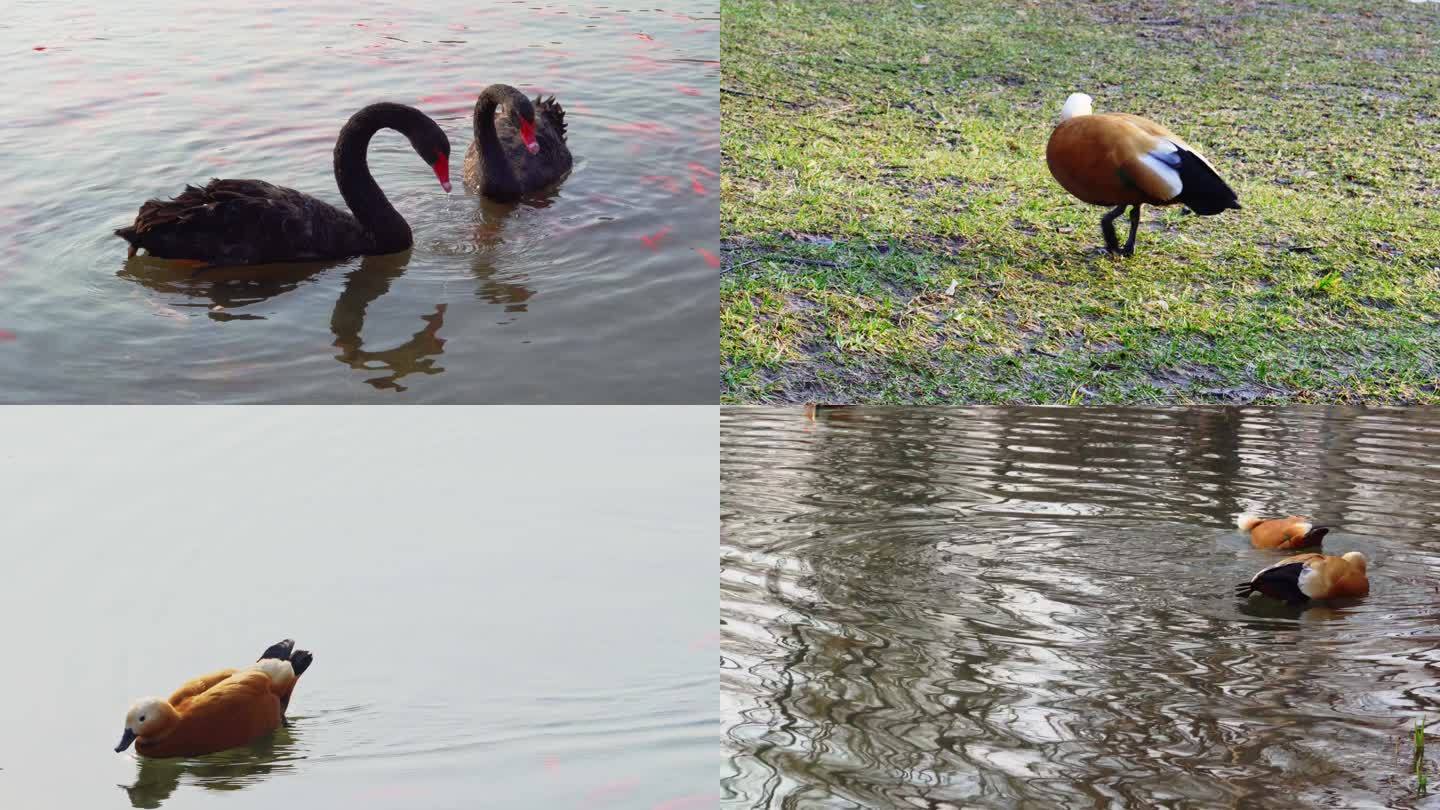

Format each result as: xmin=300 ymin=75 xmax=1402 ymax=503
xmin=115 ymin=84 xmax=571 ymax=266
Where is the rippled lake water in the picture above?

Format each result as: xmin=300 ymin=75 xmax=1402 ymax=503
xmin=722 ymin=406 xmax=1440 ymax=809
xmin=0 ymin=407 xmax=716 ymax=808
xmin=0 ymin=0 xmax=717 ymax=402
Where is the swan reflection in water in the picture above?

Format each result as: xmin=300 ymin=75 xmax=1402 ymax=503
xmin=118 ymin=241 xmax=537 ymax=392
xmin=328 ymin=255 xmax=449 ymax=392
xmin=120 ymin=724 xmax=302 ymax=809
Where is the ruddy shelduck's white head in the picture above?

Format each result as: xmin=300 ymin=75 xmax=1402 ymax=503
xmin=1060 ymin=92 xmax=1093 ymax=121
xmin=1342 ymin=551 xmax=1368 ymax=570
xmin=116 ymin=697 xmax=173 ymax=752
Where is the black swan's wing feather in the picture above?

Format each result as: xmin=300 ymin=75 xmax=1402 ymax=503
xmin=117 ymin=179 xmax=365 ymax=264
xmin=536 ymin=94 xmax=567 ymax=142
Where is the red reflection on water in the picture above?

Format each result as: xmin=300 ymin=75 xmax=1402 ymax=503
xmin=687 ymin=163 xmax=717 ymax=178
xmin=690 ymin=177 xmax=706 ymax=195
xmin=586 ymin=777 xmax=641 ymax=801
xmin=607 ymin=122 xmax=676 ymax=138
xmin=641 ymin=175 xmax=681 ymax=194
xmin=33 ymin=46 xmax=47 ymax=51
xmin=620 ymin=55 xmax=668 ymax=74
xmin=0 ymin=329 xmax=16 ymax=341
xmin=675 ymin=85 xmax=702 ymax=96
xmin=640 ymin=226 xmax=671 ymax=249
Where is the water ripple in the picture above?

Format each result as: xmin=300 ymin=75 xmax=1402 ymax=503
xmin=722 ymin=406 xmax=1440 ymax=809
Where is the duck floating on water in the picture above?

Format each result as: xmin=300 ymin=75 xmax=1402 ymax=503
xmin=1235 ymin=513 xmax=1329 ymax=550
xmin=1235 ymin=552 xmax=1369 ymax=604
xmin=115 ymin=639 xmax=313 ymax=758
xmin=1045 ymin=92 xmax=1240 ymax=256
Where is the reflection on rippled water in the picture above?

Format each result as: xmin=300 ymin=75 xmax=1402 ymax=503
xmin=0 ymin=408 xmax=715 ymax=808
xmin=122 ymin=731 xmax=303 ymax=809
xmin=722 ymin=407 xmax=1440 ymax=809
xmin=0 ymin=0 xmax=717 ymax=402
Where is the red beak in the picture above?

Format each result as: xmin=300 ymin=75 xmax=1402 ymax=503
xmin=433 ymin=154 xmax=451 ymax=192
xmin=520 ymin=119 xmax=539 ymax=155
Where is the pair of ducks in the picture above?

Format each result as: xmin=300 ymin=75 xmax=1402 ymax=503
xmin=1234 ymin=514 xmax=1370 ymax=603
xmin=116 ymin=84 xmax=572 ymax=267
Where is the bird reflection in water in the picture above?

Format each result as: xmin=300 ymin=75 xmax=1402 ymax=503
xmin=117 ymin=197 xmax=548 ymax=391
xmin=328 ymin=255 xmax=449 ymax=392
xmin=466 ymin=192 xmax=559 ymax=322
xmin=120 ymin=725 xmax=300 ymax=809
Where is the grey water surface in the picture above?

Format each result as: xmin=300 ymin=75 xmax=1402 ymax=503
xmin=0 ymin=407 xmax=716 ymax=808
xmin=723 ymin=406 xmax=1440 ymax=809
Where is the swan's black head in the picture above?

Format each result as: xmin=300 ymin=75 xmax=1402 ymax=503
xmin=507 ymin=93 xmax=540 ymax=155
xmin=477 ymin=84 xmax=541 ymax=155
xmin=348 ymin=103 xmax=453 ymax=193
xmin=408 ymin=119 xmax=452 ymax=193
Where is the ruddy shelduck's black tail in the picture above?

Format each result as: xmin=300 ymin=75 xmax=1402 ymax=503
xmin=1174 ymin=148 xmax=1241 ymax=215
xmin=1235 ymin=562 xmax=1308 ymax=603
xmin=289 ymin=649 xmax=314 ymax=678
xmin=257 ymin=638 xmax=313 ymax=677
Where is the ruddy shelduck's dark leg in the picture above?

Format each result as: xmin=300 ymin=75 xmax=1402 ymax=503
xmin=1100 ymin=204 xmax=1127 ymax=254
xmin=1120 ymin=205 xmax=1142 ymax=257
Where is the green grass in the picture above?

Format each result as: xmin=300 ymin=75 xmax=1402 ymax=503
xmin=1417 ymin=716 xmax=1431 ymax=795
xmin=720 ymin=0 xmax=1440 ymax=404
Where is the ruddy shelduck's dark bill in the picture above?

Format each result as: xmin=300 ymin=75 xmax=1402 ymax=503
xmin=115 ymin=728 xmax=137 ymax=752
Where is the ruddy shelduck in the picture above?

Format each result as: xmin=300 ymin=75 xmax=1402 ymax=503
xmin=1235 ymin=552 xmax=1369 ymax=604
xmin=115 ymin=639 xmax=314 ymax=758
xmin=1235 ymin=513 xmax=1329 ymax=550
xmin=1046 ymin=93 xmax=1240 ymax=256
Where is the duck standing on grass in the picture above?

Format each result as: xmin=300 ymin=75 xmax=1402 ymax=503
xmin=1236 ymin=513 xmax=1329 ymax=550
xmin=1235 ymin=552 xmax=1369 ymax=604
xmin=1045 ymin=93 xmax=1241 ymax=256
xmin=115 ymin=639 xmax=313 ymax=758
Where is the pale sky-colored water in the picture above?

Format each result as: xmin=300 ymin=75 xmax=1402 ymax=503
xmin=0 ymin=406 xmax=717 ymax=808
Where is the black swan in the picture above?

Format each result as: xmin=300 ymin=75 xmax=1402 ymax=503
xmin=116 ymin=102 xmax=451 ymax=265
xmin=463 ymin=83 xmax=572 ymax=202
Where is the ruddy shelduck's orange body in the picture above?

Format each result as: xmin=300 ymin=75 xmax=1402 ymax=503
xmin=1045 ymin=93 xmax=1240 ymax=256
xmin=1235 ymin=552 xmax=1369 ymax=604
xmin=116 ymin=639 xmax=313 ymax=758
xmin=1235 ymin=513 xmax=1329 ymax=550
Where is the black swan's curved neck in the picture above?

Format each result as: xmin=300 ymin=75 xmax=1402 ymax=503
xmin=474 ymin=85 xmax=522 ymax=196
xmin=334 ymin=103 xmax=429 ymax=254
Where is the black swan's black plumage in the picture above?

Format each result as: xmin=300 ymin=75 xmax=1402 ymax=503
xmin=463 ymin=83 xmax=572 ymax=202
xmin=116 ymin=102 xmax=451 ymax=265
